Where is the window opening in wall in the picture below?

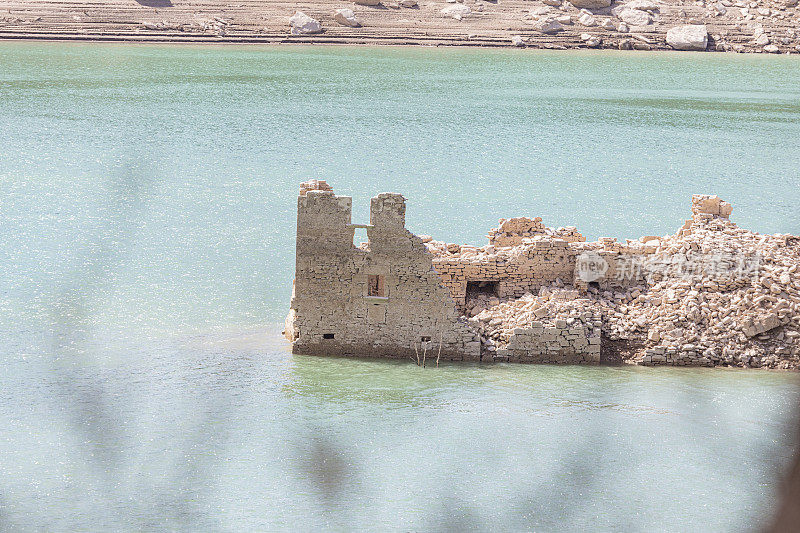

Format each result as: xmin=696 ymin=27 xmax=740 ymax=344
xmin=368 ymin=274 xmax=385 ymax=297
xmin=322 ymin=333 xmax=335 ymax=340
xmin=466 ymin=280 xmax=499 ymax=298
xmin=353 ymin=227 xmax=369 ymax=248
xmin=420 ymin=336 xmax=431 ymax=343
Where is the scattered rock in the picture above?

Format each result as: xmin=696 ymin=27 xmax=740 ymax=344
xmin=531 ymin=17 xmax=565 ymax=34
xmin=763 ymin=44 xmax=780 ymax=52
xmin=398 ymin=0 xmax=418 ymax=6
xmin=579 ymin=13 xmax=597 ymax=25
xmin=617 ymin=8 xmax=653 ymax=25
xmin=511 ymin=35 xmax=526 ymax=47
xmin=334 ymin=9 xmax=361 ymax=27
xmin=666 ymin=24 xmax=708 ymax=50
xmin=529 ymin=6 xmax=553 ymax=16
xmin=625 ymin=0 xmax=660 ymax=12
xmin=582 ymin=33 xmax=602 ymax=46
xmin=289 ymin=11 xmax=322 ymax=35
xmin=354 ymin=0 xmax=381 ymax=5
xmin=441 ymin=3 xmax=471 ymax=20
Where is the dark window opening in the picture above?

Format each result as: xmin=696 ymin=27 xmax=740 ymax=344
xmin=368 ymin=274 xmax=385 ymax=297
xmin=421 ymin=336 xmax=431 ymax=343
xmin=466 ymin=280 xmax=499 ymax=297
xmin=588 ymin=281 xmax=600 ymax=290
xmin=322 ymin=333 xmax=335 ymax=340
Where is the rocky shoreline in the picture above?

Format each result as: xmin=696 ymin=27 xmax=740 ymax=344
xmin=2 ymin=0 xmax=799 ymax=53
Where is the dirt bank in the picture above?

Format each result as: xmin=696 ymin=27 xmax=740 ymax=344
xmin=1 ymin=0 xmax=799 ymax=52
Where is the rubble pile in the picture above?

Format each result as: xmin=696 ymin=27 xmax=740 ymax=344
xmin=433 ymin=194 xmax=800 ymax=369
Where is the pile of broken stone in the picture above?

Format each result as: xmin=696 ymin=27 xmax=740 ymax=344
xmin=423 ymin=218 xmax=583 ymax=259
xmin=466 ymin=287 xmax=603 ymax=360
xmin=430 ymin=195 xmax=800 ymax=369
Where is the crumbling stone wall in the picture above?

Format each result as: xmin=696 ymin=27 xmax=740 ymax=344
xmin=487 ymin=217 xmax=585 ymax=247
xmin=499 ymin=315 xmax=602 ymax=364
xmin=432 ymin=239 xmax=577 ymax=310
xmin=285 ymin=181 xmax=480 ymax=361
xmin=287 ymin=186 xmax=800 ymax=369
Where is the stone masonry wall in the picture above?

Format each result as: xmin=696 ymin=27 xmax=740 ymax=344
xmin=287 ymin=186 xmax=800 ymax=369
xmin=498 ymin=314 xmax=602 ymax=364
xmin=285 ymin=181 xmax=480 ymax=361
xmin=432 ymin=238 xmax=577 ymax=310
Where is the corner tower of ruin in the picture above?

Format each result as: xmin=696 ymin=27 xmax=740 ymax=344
xmin=284 ymin=180 xmax=481 ymax=361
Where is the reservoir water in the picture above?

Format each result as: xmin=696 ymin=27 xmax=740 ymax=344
xmin=1 ymin=42 xmax=799 ymax=531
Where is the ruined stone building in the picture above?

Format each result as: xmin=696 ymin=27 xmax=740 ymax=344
xmin=285 ymin=181 xmax=800 ymax=369
xmin=283 ymin=180 xmax=481 ymax=361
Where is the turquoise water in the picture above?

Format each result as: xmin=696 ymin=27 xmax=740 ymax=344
xmin=1 ymin=42 xmax=799 ymax=530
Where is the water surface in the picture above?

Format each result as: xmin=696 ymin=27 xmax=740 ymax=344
xmin=1 ymin=42 xmax=799 ymax=531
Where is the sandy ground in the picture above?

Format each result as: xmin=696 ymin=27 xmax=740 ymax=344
xmin=0 ymin=0 xmax=798 ymax=52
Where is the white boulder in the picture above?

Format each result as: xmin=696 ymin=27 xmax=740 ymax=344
xmin=511 ymin=35 xmax=526 ymax=47
xmin=289 ymin=11 xmax=323 ymax=34
xmin=579 ymin=13 xmax=597 ymax=26
xmin=617 ymin=8 xmax=652 ymax=25
xmin=441 ymin=3 xmax=471 ymax=19
xmin=532 ymin=17 xmax=565 ymax=34
xmin=666 ymin=24 xmax=708 ymax=50
xmin=334 ymin=8 xmax=361 ymax=27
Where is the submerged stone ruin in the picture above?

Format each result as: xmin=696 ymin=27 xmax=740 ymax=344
xmin=284 ymin=180 xmax=800 ymax=369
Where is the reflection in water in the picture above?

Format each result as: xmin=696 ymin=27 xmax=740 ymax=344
xmin=2 ymin=325 xmax=799 ymax=530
